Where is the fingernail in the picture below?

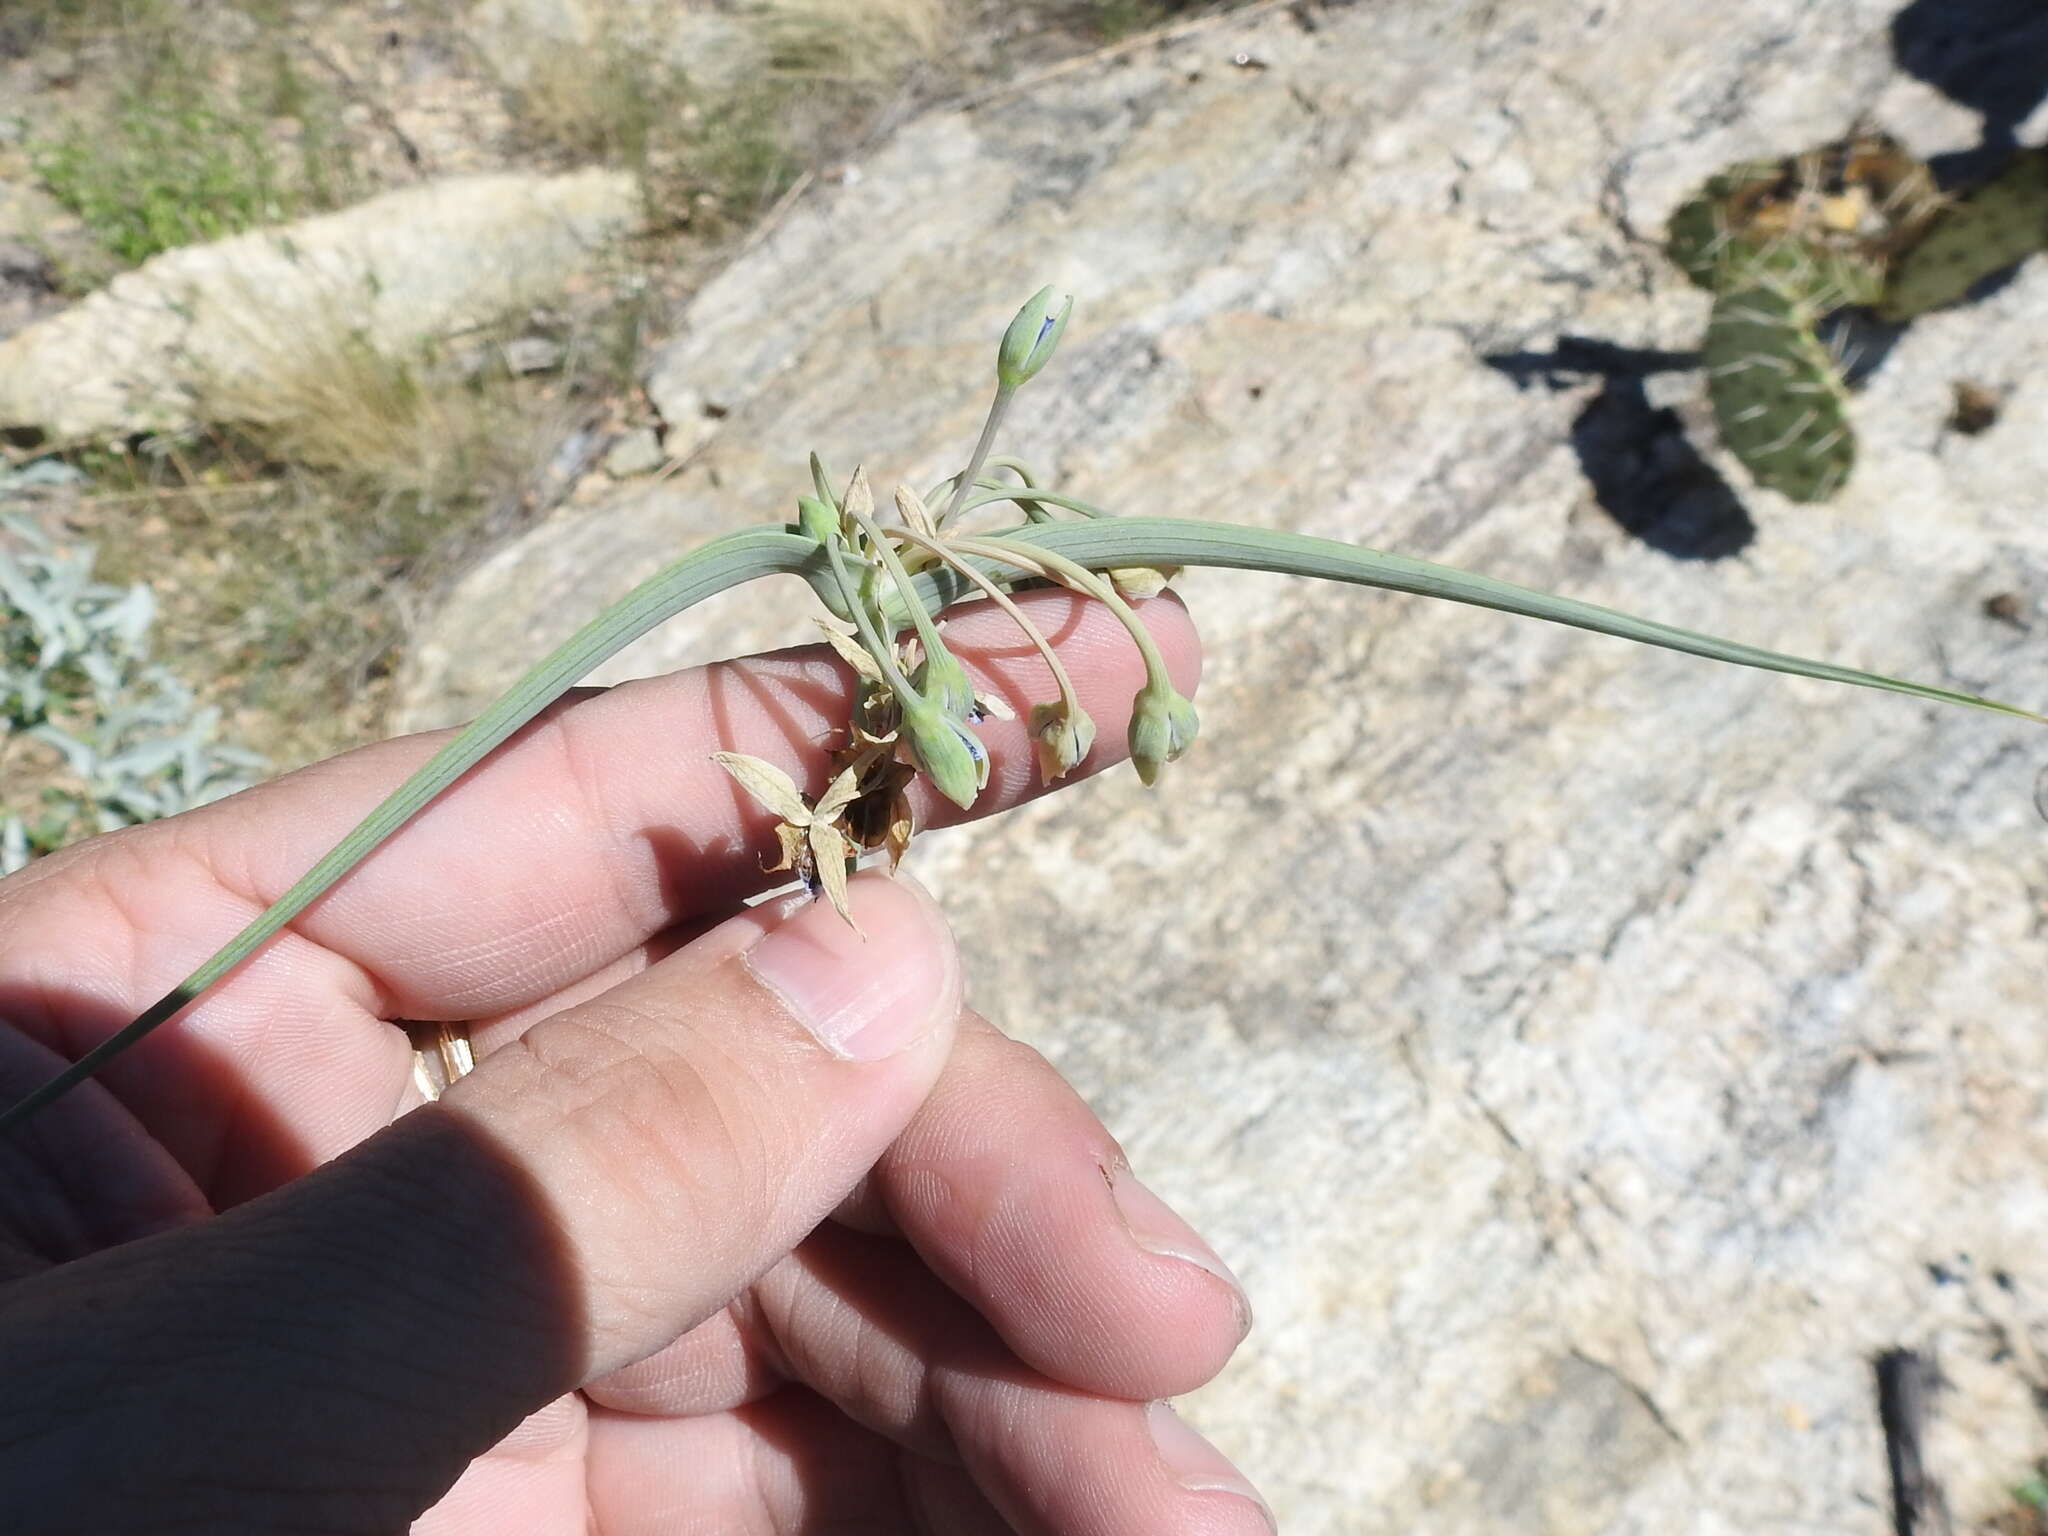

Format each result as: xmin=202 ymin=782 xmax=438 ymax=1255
xmin=1110 ymin=1163 xmax=1252 ymax=1336
xmin=744 ymin=874 xmax=953 ymax=1060
xmin=1146 ymin=1402 xmax=1276 ymax=1530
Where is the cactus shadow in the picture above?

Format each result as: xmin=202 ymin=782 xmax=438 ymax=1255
xmin=1814 ymin=309 xmax=1910 ymax=389
xmin=1482 ymin=338 xmax=1757 ymax=563
xmin=1892 ymin=0 xmax=2048 ymax=187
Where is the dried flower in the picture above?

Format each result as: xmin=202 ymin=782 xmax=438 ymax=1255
xmin=712 ymin=752 xmax=866 ymax=927
xmin=1028 ymin=699 xmax=1097 ymax=783
xmin=813 ymin=619 xmax=886 ymax=683
xmin=894 ymin=482 xmax=940 ymax=542
xmin=1107 ymin=564 xmax=1182 ymax=600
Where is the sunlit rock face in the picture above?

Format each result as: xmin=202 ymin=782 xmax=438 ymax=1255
xmin=0 ymin=169 xmax=640 ymax=441
xmin=403 ymin=3 xmax=2048 ymax=1530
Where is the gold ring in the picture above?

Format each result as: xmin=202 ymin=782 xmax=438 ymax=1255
xmin=405 ymin=1020 xmax=477 ymax=1101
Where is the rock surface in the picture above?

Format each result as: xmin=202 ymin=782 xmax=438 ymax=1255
xmin=398 ymin=2 xmax=2048 ymax=1530
xmin=0 ymin=169 xmax=639 ymax=441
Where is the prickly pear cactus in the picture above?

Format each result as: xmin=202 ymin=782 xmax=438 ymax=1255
xmin=1879 ymin=148 xmax=2048 ymax=322
xmin=1667 ymin=160 xmax=1783 ymax=289
xmin=1725 ymin=240 xmax=1885 ymax=312
xmin=1704 ymin=284 xmax=1855 ymax=504
xmin=1667 ymin=134 xmax=1939 ymax=303
xmin=1667 ymin=133 xmax=1941 ymax=503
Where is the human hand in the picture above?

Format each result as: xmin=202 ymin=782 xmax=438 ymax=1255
xmin=0 ymin=589 xmax=1270 ymax=1534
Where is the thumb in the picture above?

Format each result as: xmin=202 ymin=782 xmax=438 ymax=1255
xmin=0 ymin=872 xmax=959 ymax=1533
xmin=444 ymin=867 xmax=964 ymax=1375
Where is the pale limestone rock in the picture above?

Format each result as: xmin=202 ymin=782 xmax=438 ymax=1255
xmin=469 ymin=0 xmax=815 ymax=96
xmin=500 ymin=335 xmax=566 ymax=376
xmin=400 ymin=2 xmax=2048 ymax=1530
xmin=601 ymin=425 xmax=665 ymax=477
xmin=0 ymin=169 xmax=639 ymax=441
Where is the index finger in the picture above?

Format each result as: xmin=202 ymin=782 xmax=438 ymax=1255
xmin=4 ymin=586 xmax=1198 ymax=1031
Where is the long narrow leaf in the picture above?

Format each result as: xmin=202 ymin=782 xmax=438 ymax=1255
xmin=879 ymin=518 xmax=2043 ymax=726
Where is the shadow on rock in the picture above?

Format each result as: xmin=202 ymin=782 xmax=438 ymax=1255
xmin=1892 ymin=0 xmax=2048 ymax=186
xmin=1483 ymin=339 xmax=1755 ymax=562
xmin=1814 ymin=308 xmax=1910 ymax=390
xmin=1892 ymin=0 xmax=2039 ymax=183
xmin=1888 ymin=0 xmax=2048 ymax=314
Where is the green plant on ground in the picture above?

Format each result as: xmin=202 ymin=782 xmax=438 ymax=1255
xmin=0 ymin=0 xmax=162 ymax=54
xmin=1666 ymin=132 xmax=1937 ymax=504
xmin=1668 ymin=132 xmax=2048 ymax=504
xmin=10 ymin=0 xmax=958 ymax=788
xmin=1878 ymin=147 xmax=2048 ymax=322
xmin=1701 ymin=280 xmax=1857 ymax=505
xmin=35 ymin=96 xmax=289 ymax=265
xmin=2 ymin=287 xmax=2040 ymax=1129
xmin=30 ymin=17 xmax=361 ymax=267
xmin=0 ymin=510 xmax=266 ymax=873
xmin=503 ymin=37 xmax=800 ymax=233
xmin=1993 ymin=1471 xmax=2048 ymax=1535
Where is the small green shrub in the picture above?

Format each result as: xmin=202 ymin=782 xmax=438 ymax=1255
xmin=0 ymin=503 xmax=266 ymax=871
xmin=32 ymin=45 xmax=360 ymax=266
xmin=36 ymin=99 xmax=285 ymax=265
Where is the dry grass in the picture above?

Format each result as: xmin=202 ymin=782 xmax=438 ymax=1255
xmin=500 ymin=0 xmax=955 ymax=229
xmin=759 ymin=0 xmax=955 ymax=79
xmin=61 ymin=283 xmax=648 ymax=768
xmin=6 ymin=0 xmax=962 ymax=777
xmin=199 ymin=316 xmax=524 ymax=506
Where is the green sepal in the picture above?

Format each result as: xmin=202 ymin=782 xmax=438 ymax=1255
xmin=899 ymin=697 xmax=989 ymax=810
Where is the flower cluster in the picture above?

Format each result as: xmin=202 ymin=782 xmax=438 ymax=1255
xmin=715 ymin=289 xmax=1197 ymax=921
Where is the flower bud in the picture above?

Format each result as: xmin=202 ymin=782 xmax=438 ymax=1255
xmin=796 ymin=495 xmax=840 ymax=544
xmin=1029 ymin=700 xmax=1096 ymax=783
xmin=914 ymin=641 xmax=980 ymax=723
xmin=996 ymin=285 xmax=1074 ymax=390
xmin=900 ymin=697 xmax=989 ymax=810
xmin=1126 ymin=682 xmax=1198 ymax=787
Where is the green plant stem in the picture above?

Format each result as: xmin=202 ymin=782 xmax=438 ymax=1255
xmin=818 ymin=521 xmax=924 ymax=706
xmin=3 ymin=510 xmax=2039 ymax=1133
xmin=0 ymin=526 xmax=818 ymax=1134
xmin=961 ymin=482 xmax=1117 ymax=520
xmin=950 ymin=535 xmax=1173 ymax=695
xmin=910 ymin=518 xmax=2044 ymax=726
xmin=938 ymin=385 xmax=1016 ymax=525
xmin=887 ymin=527 xmax=1084 ymax=714
xmin=927 ymin=457 xmax=1046 ymax=518
xmin=842 ymin=503 xmax=959 ymax=687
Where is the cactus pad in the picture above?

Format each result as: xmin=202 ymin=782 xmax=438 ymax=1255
xmin=1668 ymin=134 xmax=1939 ymax=305
xmin=1879 ymin=148 xmax=2048 ymax=322
xmin=1724 ymin=240 xmax=1885 ymax=311
xmin=1667 ymin=160 xmax=1782 ymax=289
xmin=1704 ymin=284 xmax=1855 ymax=503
